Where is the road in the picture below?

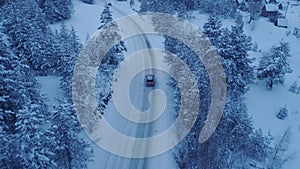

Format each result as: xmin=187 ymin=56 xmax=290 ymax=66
xmin=94 ymin=3 xmax=177 ymax=169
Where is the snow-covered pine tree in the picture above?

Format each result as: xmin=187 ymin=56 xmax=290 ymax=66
xmin=56 ymin=24 xmax=71 ymax=73
xmin=0 ymin=29 xmax=56 ymax=168
xmin=257 ymin=42 xmax=293 ymax=90
xmin=139 ymin=0 xmax=176 ymax=14
xmin=204 ymin=14 xmax=255 ymax=98
xmin=162 ymin=35 xmax=213 ymax=169
xmin=223 ymin=14 xmax=255 ymax=97
xmin=55 ymin=25 xmax=82 ymax=100
xmin=98 ymin=4 xmax=113 ymax=30
xmin=221 ymin=99 xmax=264 ymax=168
xmin=96 ymin=40 xmax=126 ymax=114
xmin=95 ymin=5 xmax=127 ymax=114
xmin=203 ymin=15 xmax=222 ymax=47
xmin=276 ymin=105 xmax=288 ymax=120
xmin=197 ymin=0 xmax=238 ymax=18
xmin=42 ymin=0 xmax=73 ymax=24
xmin=289 ymin=81 xmax=300 ymax=94
xmin=48 ymin=102 xmax=93 ymax=169
xmin=0 ymin=31 xmax=19 ymax=134
xmin=165 ymin=11 xmax=267 ymax=169
xmin=247 ymin=0 xmax=264 ymax=23
xmin=140 ymin=0 xmax=238 ymax=17
xmin=15 ymin=103 xmax=56 ymax=168
xmin=1 ymin=0 xmax=59 ymax=75
xmin=1 ymin=1 xmax=92 ymax=168
xmin=42 ymin=0 xmax=59 ymax=23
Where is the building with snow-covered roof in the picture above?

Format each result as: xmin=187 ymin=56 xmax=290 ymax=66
xmin=293 ymin=27 xmax=300 ymax=38
xmin=265 ymin=3 xmax=279 ymax=12
xmin=275 ymin=18 xmax=288 ymax=28
xmin=261 ymin=3 xmax=279 ymax=21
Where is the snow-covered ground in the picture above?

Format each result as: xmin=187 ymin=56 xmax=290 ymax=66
xmin=243 ymin=4 xmax=300 ymax=168
xmin=51 ymin=0 xmax=136 ymax=44
xmin=36 ymin=76 xmax=62 ymax=111
xmin=190 ymin=2 xmax=300 ymax=168
xmin=55 ymin=0 xmax=177 ymax=168
xmin=50 ymin=0 xmax=300 ymax=168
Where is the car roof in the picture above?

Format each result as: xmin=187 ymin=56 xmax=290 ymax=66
xmin=146 ymin=74 xmax=154 ymax=79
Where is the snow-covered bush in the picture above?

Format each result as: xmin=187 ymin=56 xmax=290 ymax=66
xmin=289 ymin=81 xmax=300 ymax=94
xmin=276 ymin=105 xmax=288 ymax=120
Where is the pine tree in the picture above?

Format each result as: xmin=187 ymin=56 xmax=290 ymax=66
xmin=247 ymin=0 xmax=264 ymax=23
xmin=276 ymin=105 xmax=288 ymax=120
xmin=1 ymin=0 xmax=59 ymax=75
xmin=0 ymin=30 xmax=29 ymax=134
xmin=224 ymin=15 xmax=255 ymax=97
xmin=98 ymin=4 xmax=113 ymax=30
xmin=1 ymin=2 xmax=93 ymax=168
xmin=42 ymin=0 xmax=73 ymax=24
xmin=48 ymin=102 xmax=93 ymax=169
xmin=257 ymin=42 xmax=293 ymax=90
xmin=204 ymin=14 xmax=255 ymax=97
xmin=289 ymin=81 xmax=300 ymax=94
xmin=95 ymin=5 xmax=127 ymax=115
xmin=196 ymin=0 xmax=238 ymax=18
xmin=139 ymin=0 xmax=176 ymax=14
xmin=0 ymin=29 xmax=56 ymax=168
xmin=15 ymin=103 xmax=56 ymax=168
xmin=203 ymin=15 xmax=222 ymax=47
xmin=163 ymin=11 xmax=267 ymax=169
xmin=56 ymin=25 xmax=82 ymax=100
xmin=96 ymin=40 xmax=126 ymax=114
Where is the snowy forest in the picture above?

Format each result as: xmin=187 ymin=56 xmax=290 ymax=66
xmin=0 ymin=0 xmax=299 ymax=169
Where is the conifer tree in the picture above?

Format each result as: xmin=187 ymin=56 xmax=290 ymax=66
xmin=98 ymin=4 xmax=113 ymax=30
xmin=257 ymin=42 xmax=293 ymax=90
xmin=48 ymin=102 xmax=93 ymax=169
xmin=42 ymin=0 xmax=73 ymax=24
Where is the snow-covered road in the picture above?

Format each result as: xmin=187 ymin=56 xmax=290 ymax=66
xmin=87 ymin=2 xmax=177 ymax=169
xmin=91 ymin=36 xmax=177 ymax=169
xmin=53 ymin=1 xmax=178 ymax=168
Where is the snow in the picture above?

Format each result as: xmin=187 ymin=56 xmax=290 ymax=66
xmin=189 ymin=4 xmax=300 ymax=168
xmin=35 ymin=76 xmax=62 ymax=111
xmin=46 ymin=0 xmax=300 ymax=168
xmin=293 ymin=27 xmax=300 ymax=37
xmin=277 ymin=18 xmax=288 ymax=27
xmin=265 ymin=4 xmax=279 ymax=12
xmin=237 ymin=0 xmax=244 ymax=4
xmin=50 ymin=0 xmax=136 ymax=44
xmin=35 ymin=76 xmax=61 ymax=130
xmin=55 ymin=0 xmax=177 ymax=168
xmin=130 ymin=0 xmax=141 ymax=12
xmin=89 ymin=52 xmax=177 ymax=168
xmin=242 ymin=3 xmax=300 ymax=169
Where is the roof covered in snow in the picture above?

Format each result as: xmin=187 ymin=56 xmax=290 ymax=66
xmin=276 ymin=18 xmax=288 ymax=27
xmin=265 ymin=4 xmax=279 ymax=12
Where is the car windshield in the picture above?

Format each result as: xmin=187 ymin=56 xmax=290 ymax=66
xmin=146 ymin=75 xmax=154 ymax=80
